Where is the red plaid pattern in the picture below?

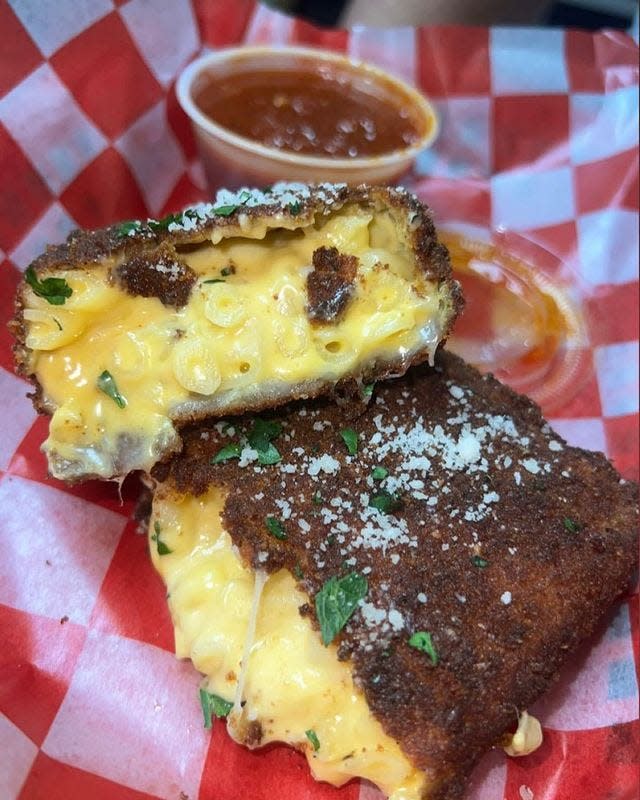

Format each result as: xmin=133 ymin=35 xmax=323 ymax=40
xmin=0 ymin=2 xmax=637 ymax=798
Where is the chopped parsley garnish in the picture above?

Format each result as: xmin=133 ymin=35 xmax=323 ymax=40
xmin=563 ymin=517 xmax=582 ymax=533
xmin=265 ymin=516 xmax=287 ymax=540
xmin=248 ymin=418 xmax=282 ymax=449
xmin=293 ymin=562 xmax=304 ymax=580
xmin=315 ymin=572 xmax=368 ymax=646
xmin=53 ymin=317 xmax=63 ymax=331
xmin=362 ymin=382 xmax=375 ymax=398
xmin=202 ymin=278 xmax=225 ymax=284
xmin=339 ymin=428 xmax=358 ymax=455
xmin=369 ymin=490 xmax=401 ymax=514
xmin=248 ymin=418 xmax=283 ymax=465
xmin=213 ymin=191 xmax=251 ymax=217
xmin=305 ymin=729 xmax=320 ymax=751
xmin=147 ymin=211 xmax=182 ymax=233
xmin=97 ymin=370 xmax=126 ymax=409
xmin=287 ymin=201 xmax=302 ymax=215
xmin=211 ymin=443 xmax=242 ymax=463
xmin=471 ymin=555 xmax=489 ymax=568
xmin=408 ymin=631 xmax=439 ymax=665
xmin=256 ymin=442 xmax=281 ymax=465
xmin=151 ymin=521 xmax=172 ymax=555
xmin=199 ymin=688 xmax=233 ymax=728
xmin=371 ymin=466 xmax=388 ymax=481
xmin=213 ymin=204 xmax=240 ymax=217
xmin=312 ymin=491 xmax=323 ymax=505
xmin=220 ymin=265 xmax=235 ymax=276
xmin=115 ymin=220 xmax=143 ymax=237
xmin=25 ymin=266 xmax=72 ymax=306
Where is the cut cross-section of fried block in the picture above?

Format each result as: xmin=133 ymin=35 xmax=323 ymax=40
xmin=150 ymin=351 xmax=638 ymax=800
xmin=12 ymin=183 xmax=462 ymax=482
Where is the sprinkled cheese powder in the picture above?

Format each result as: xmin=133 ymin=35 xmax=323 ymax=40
xmin=212 ymin=357 xmax=569 ymax=655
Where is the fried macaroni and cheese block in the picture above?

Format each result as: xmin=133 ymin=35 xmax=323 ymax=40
xmin=149 ymin=351 xmax=638 ymax=800
xmin=12 ymin=183 xmax=461 ymax=481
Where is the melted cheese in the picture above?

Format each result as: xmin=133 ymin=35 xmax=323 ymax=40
xmin=150 ymin=487 xmax=427 ymax=799
xmin=503 ymin=711 xmax=543 ymax=757
xmin=24 ymin=206 xmax=446 ymax=480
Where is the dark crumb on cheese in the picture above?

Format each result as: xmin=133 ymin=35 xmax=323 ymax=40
xmin=158 ymin=350 xmax=638 ymax=800
xmin=113 ymin=242 xmax=197 ymax=308
xmin=243 ymin=720 xmax=264 ymax=747
xmin=306 ymin=246 xmax=358 ymax=324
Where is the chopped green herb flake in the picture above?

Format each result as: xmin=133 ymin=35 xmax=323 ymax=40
xmin=287 ymin=201 xmax=302 ymax=215
xmin=293 ymin=563 xmax=304 ymax=580
xmin=148 ymin=212 xmax=182 ymax=232
xmin=213 ymin=204 xmax=240 ymax=217
xmin=563 ymin=517 xmax=582 ymax=533
xmin=312 ymin=491 xmax=323 ymax=505
xmin=151 ymin=521 xmax=172 ymax=556
xmin=305 ymin=729 xmax=320 ymax=751
xmin=362 ymin=382 xmax=375 ymax=398
xmin=199 ymin=688 xmax=233 ymax=728
xmin=211 ymin=443 xmax=242 ymax=464
xmin=266 ymin=516 xmax=287 ymax=540
xmin=471 ymin=555 xmax=489 ymax=568
xmin=371 ymin=466 xmax=388 ymax=481
xmin=213 ymin=192 xmax=250 ymax=218
xmin=53 ymin=317 xmax=63 ymax=331
xmin=408 ymin=631 xmax=439 ymax=665
xmin=202 ymin=278 xmax=225 ymax=284
xmin=248 ymin=418 xmax=282 ymax=448
xmin=115 ymin=220 xmax=143 ymax=237
xmin=97 ymin=370 xmax=126 ymax=409
xmin=339 ymin=428 xmax=358 ymax=455
xmin=220 ymin=265 xmax=235 ymax=276
xmin=257 ymin=442 xmax=281 ymax=465
xmin=369 ymin=490 xmax=401 ymax=514
xmin=315 ymin=572 xmax=368 ymax=646
xmin=248 ymin=419 xmax=282 ymax=465
xmin=25 ymin=266 xmax=72 ymax=306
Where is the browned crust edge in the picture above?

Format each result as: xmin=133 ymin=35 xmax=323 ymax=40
xmin=10 ymin=184 xmax=463 ymax=472
xmin=157 ymin=350 xmax=639 ymax=799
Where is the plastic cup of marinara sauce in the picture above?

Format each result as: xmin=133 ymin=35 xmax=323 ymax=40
xmin=176 ymin=46 xmax=439 ymax=190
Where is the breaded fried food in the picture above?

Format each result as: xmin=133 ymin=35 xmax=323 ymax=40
xmin=149 ymin=350 xmax=638 ymax=800
xmin=11 ymin=183 xmax=461 ymax=482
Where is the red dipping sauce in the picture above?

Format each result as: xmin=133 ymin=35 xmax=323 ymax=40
xmin=193 ymin=63 xmax=427 ymax=159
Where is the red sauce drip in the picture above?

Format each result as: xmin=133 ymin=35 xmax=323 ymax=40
xmin=441 ymin=232 xmax=588 ymax=413
xmin=193 ymin=66 xmax=425 ymax=158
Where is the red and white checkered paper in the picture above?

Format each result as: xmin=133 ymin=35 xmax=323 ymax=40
xmin=0 ymin=2 xmax=638 ymax=799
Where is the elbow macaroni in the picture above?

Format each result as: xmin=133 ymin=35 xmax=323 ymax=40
xmin=23 ymin=205 xmax=445 ymax=479
xmin=150 ymin=487 xmax=428 ymax=800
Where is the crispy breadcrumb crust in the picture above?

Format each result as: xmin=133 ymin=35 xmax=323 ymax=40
xmin=155 ymin=350 xmax=638 ymax=800
xmin=11 ymin=184 xmax=463 ymax=467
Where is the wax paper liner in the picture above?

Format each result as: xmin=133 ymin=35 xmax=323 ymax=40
xmin=0 ymin=2 xmax=637 ymax=799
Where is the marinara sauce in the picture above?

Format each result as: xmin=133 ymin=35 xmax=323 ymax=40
xmin=193 ymin=64 xmax=426 ymax=158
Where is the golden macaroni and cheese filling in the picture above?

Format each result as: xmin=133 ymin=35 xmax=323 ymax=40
xmin=18 ymin=186 xmax=459 ymax=481
xmin=150 ymin=486 xmax=427 ymax=800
